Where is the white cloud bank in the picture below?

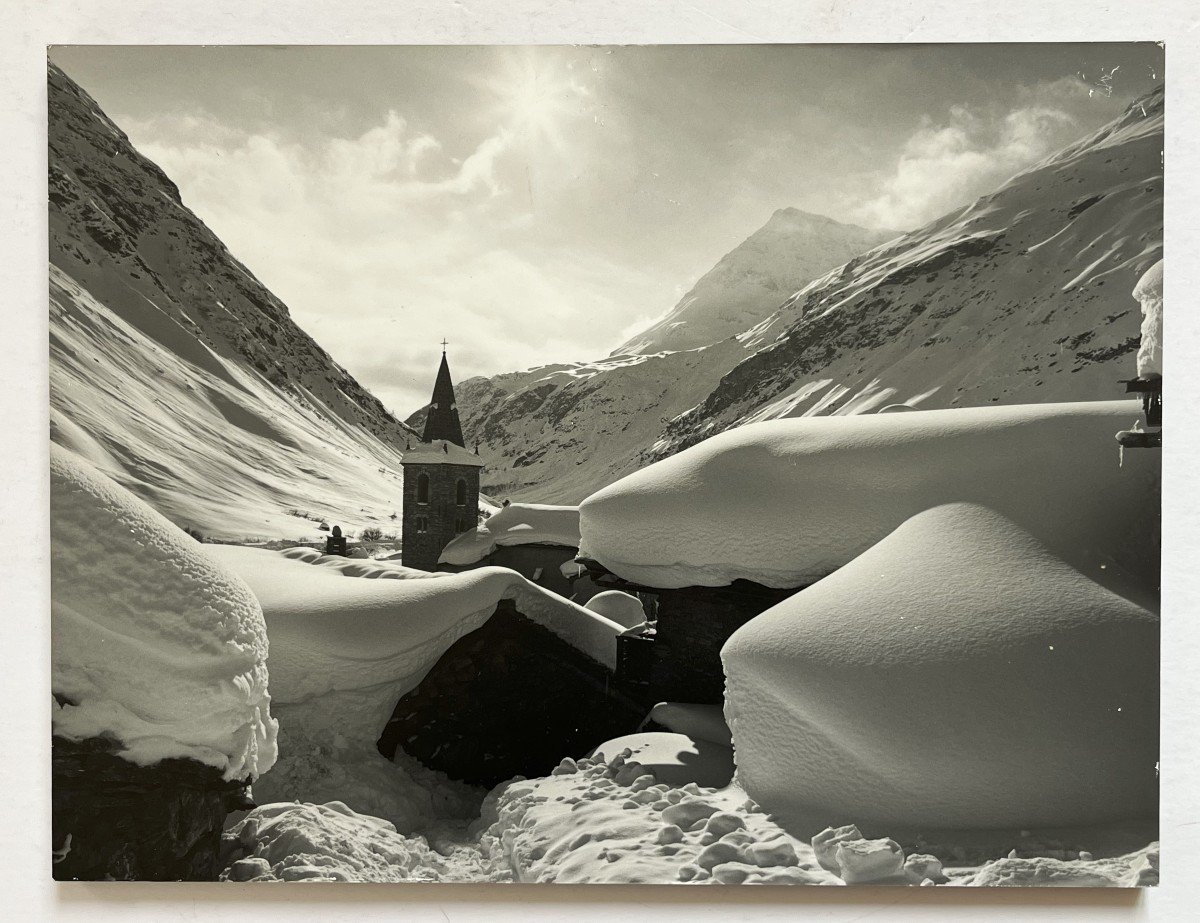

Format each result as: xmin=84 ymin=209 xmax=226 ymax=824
xmin=117 ymin=108 xmax=660 ymax=416
xmin=852 ymin=79 xmax=1095 ymax=231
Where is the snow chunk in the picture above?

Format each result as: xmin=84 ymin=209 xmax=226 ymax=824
xmin=222 ymin=801 xmax=498 ymax=882
xmin=723 ymin=503 xmax=1159 ymax=834
xmin=439 ymin=503 xmax=580 ymax=565
xmin=1133 ymin=259 xmax=1163 ymax=378
xmin=584 ymin=590 xmax=646 ymax=629
xmin=579 ymin=401 xmax=1159 ymax=589
xmin=50 ymin=444 xmax=277 ymax=780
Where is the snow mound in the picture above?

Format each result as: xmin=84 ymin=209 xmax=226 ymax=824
xmin=476 ymin=747 xmax=835 ymax=884
xmin=207 ymin=546 xmax=623 ymax=826
xmin=1133 ymin=259 xmax=1163 ymax=378
xmin=50 ymin=444 xmax=277 ymax=780
xmin=579 ymin=401 xmax=1159 ymax=590
xmin=723 ymin=503 xmax=1159 ymax=834
xmin=222 ymin=801 xmax=499 ymax=883
xmin=960 ymin=842 xmax=1157 ymax=887
xmin=583 ymin=590 xmax=646 ymax=629
xmin=440 ymin=503 xmax=581 ymax=565
xmin=586 ymin=732 xmax=734 ymax=788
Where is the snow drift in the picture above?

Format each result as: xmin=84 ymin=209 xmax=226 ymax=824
xmin=50 ymin=444 xmax=278 ymax=780
xmin=723 ymin=502 xmax=1159 ymax=834
xmin=439 ymin=502 xmax=580 ymax=566
xmin=207 ymin=546 xmax=624 ymax=826
xmin=584 ymin=590 xmax=647 ymax=629
xmin=579 ymin=400 xmax=1159 ymax=591
xmin=1134 ymin=259 xmax=1163 ymax=379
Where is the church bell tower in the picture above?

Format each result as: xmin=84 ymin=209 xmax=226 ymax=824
xmin=401 ymin=345 xmax=483 ymax=571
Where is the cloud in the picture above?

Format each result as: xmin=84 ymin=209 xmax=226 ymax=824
xmin=115 ymin=108 xmax=660 ymax=415
xmin=851 ymin=79 xmax=1093 ymax=231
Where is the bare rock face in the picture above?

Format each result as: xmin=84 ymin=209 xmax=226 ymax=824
xmin=52 ymin=736 xmax=254 ymax=881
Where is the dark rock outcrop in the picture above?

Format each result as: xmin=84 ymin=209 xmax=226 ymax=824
xmin=52 ymin=736 xmax=253 ymax=881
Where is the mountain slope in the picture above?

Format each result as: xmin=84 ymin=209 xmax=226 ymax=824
xmin=451 ymin=87 xmax=1161 ymax=503
xmin=617 ymin=209 xmax=897 ymax=355
xmin=652 ymin=86 xmax=1162 ymax=457
xmin=411 ymin=212 xmax=897 ymax=503
xmin=412 ymin=341 xmax=747 ymax=503
xmin=49 ymin=63 xmax=417 ymax=540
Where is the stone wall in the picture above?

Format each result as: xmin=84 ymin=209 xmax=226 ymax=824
xmin=401 ymin=462 xmax=480 ymax=571
xmin=52 ymin=736 xmax=253 ymax=881
xmin=378 ymin=602 xmax=646 ymax=787
xmin=644 ymin=581 xmax=800 ymax=704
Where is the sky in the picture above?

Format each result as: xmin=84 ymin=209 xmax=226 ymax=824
xmin=49 ymin=43 xmax=1163 ymax=416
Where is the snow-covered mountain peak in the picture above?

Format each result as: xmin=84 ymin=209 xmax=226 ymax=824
xmin=615 ymin=209 xmax=898 ymax=355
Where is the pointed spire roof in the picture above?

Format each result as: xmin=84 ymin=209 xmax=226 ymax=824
xmin=422 ymin=348 xmax=466 ymax=446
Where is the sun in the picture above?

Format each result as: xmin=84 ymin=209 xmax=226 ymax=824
xmin=488 ymin=50 xmax=589 ymax=149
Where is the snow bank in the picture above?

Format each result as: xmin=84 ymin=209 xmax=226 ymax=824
xmin=961 ymin=843 xmax=1157 ymax=887
xmin=439 ymin=502 xmax=580 ymax=565
xmin=580 ymin=401 xmax=1159 ymax=590
xmin=50 ymin=444 xmax=277 ymax=780
xmin=584 ymin=590 xmax=646 ymax=629
xmin=222 ymin=801 xmax=499 ymax=883
xmin=723 ymin=503 xmax=1159 ymax=834
xmin=1134 ymin=259 xmax=1163 ymax=379
xmin=586 ymin=732 xmax=734 ymax=788
xmin=475 ymin=747 xmax=834 ymax=884
xmin=207 ymin=546 xmax=622 ymax=826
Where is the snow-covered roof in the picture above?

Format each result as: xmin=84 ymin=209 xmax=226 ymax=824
xmin=579 ymin=400 xmax=1160 ymax=591
xmin=723 ymin=502 xmax=1158 ymax=832
xmin=439 ymin=502 xmax=580 ymax=565
xmin=401 ymin=438 xmax=485 ymax=468
xmin=50 ymin=444 xmax=278 ymax=780
xmin=208 ymin=546 xmax=624 ymax=705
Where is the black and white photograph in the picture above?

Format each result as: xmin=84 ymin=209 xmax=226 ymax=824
xmin=45 ymin=41 xmax=1163 ymax=887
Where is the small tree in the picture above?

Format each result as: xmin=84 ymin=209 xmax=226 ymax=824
xmin=360 ymin=526 xmax=384 ymax=543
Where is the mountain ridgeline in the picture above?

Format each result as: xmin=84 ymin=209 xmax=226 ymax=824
xmin=49 ymin=63 xmax=417 ymax=539
xmin=417 ymin=87 xmax=1162 ymax=504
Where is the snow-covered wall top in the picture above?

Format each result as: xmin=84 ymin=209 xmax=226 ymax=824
xmin=51 ymin=444 xmax=278 ymax=780
xmin=208 ymin=547 xmax=624 ymax=719
xmin=1134 ymin=259 xmax=1163 ymax=379
xmin=439 ymin=503 xmax=580 ymax=565
xmin=578 ymin=401 xmax=1160 ymax=591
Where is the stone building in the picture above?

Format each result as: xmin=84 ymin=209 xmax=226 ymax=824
xmin=401 ymin=350 xmax=484 ymax=571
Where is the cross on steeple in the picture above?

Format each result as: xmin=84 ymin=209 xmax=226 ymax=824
xmin=440 ymin=338 xmax=448 ymax=353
